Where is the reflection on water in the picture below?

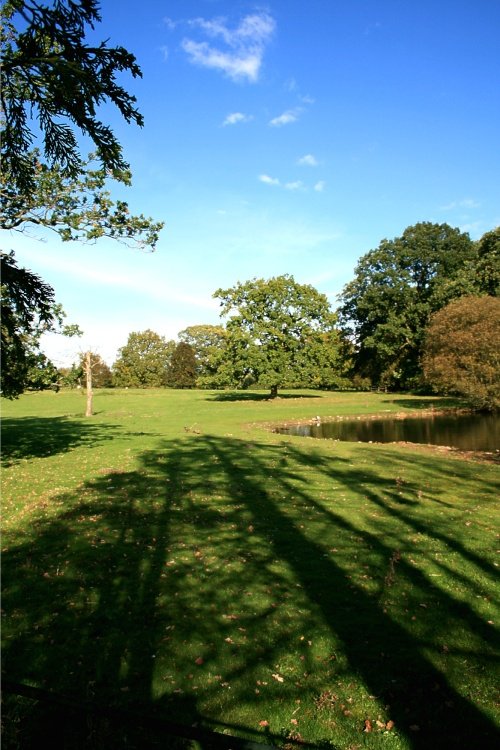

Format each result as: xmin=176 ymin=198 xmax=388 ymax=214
xmin=275 ymin=413 xmax=499 ymax=452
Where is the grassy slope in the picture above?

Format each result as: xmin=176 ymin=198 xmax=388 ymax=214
xmin=2 ymin=389 xmax=499 ymax=749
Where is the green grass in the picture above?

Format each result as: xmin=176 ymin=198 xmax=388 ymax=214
xmin=2 ymin=388 xmax=499 ymax=749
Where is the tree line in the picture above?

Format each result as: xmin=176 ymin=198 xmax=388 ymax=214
xmin=43 ymin=221 xmax=500 ymax=412
xmin=1 ymin=2 xmax=498 ymax=411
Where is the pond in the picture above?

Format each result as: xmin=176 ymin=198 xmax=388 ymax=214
xmin=274 ymin=412 xmax=500 ymax=452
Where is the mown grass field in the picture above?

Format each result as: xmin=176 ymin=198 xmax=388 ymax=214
xmin=2 ymin=388 xmax=499 ymax=749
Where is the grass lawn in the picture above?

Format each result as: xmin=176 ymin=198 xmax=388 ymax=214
xmin=2 ymin=388 xmax=499 ymax=749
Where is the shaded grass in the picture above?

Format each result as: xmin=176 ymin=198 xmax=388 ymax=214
xmin=2 ymin=389 xmax=499 ymax=749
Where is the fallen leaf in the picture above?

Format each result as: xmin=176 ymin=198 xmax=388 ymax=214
xmin=364 ymin=719 xmax=373 ymax=732
xmin=259 ymin=720 xmax=269 ymax=727
xmin=195 ymin=657 xmax=204 ymax=665
xmin=272 ymin=673 xmax=284 ymax=682
xmin=386 ymin=720 xmax=395 ymax=730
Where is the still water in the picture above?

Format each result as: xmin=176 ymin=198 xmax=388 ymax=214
xmin=274 ymin=412 xmax=499 ymax=452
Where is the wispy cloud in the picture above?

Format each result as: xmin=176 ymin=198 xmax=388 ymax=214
xmin=258 ymin=176 xmax=311 ymax=193
xmin=222 ymin=111 xmax=252 ymax=126
xmin=14 ymin=247 xmax=218 ymax=310
xmin=314 ymin=181 xmax=326 ymax=192
xmin=297 ymin=154 xmax=318 ymax=166
xmin=269 ymin=108 xmax=302 ymax=127
xmin=259 ymin=174 xmax=280 ymax=186
xmin=181 ymin=11 xmax=275 ymax=82
xmin=440 ymin=198 xmax=480 ymax=211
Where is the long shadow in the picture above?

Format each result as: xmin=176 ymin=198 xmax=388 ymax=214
xmin=201 ymin=438 xmax=499 ymax=747
xmin=1 ymin=417 xmax=163 ymax=467
xmin=0 ymin=417 xmax=127 ymax=466
xmin=209 ymin=391 xmax=321 ymax=402
xmin=2 ymin=435 xmax=498 ymax=748
xmin=386 ymin=397 xmax=466 ymax=411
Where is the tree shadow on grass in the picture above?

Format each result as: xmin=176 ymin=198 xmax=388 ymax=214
xmin=1 ymin=417 xmax=124 ymax=466
xmin=2 ymin=436 xmax=499 ymax=748
xmin=385 ymin=397 xmax=467 ymax=411
xmin=1 ymin=417 xmax=163 ymax=467
xmin=209 ymin=391 xmax=321 ymax=402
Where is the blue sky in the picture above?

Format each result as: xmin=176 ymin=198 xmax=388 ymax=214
xmin=7 ymin=0 xmax=500 ymax=366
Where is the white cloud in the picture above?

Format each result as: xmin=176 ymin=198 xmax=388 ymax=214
xmin=314 ymin=181 xmax=326 ymax=192
xmin=269 ymin=108 xmax=302 ymax=127
xmin=163 ymin=17 xmax=177 ymax=30
xmin=222 ymin=111 xmax=252 ymax=126
xmin=440 ymin=198 xmax=480 ymax=211
xmin=259 ymin=174 xmax=280 ymax=186
xmin=297 ymin=154 xmax=318 ymax=166
xmin=181 ymin=11 xmax=275 ymax=82
xmin=182 ymin=41 xmax=261 ymax=81
xmin=258 ymin=176 xmax=307 ymax=191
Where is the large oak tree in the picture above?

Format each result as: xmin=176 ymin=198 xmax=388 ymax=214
xmin=337 ymin=222 xmax=476 ymax=389
xmin=212 ymin=275 xmax=338 ymax=397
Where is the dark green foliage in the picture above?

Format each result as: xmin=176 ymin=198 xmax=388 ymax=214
xmin=112 ymin=330 xmax=174 ymax=388
xmin=25 ymin=351 xmax=60 ymax=391
xmin=1 ymin=251 xmax=55 ymax=398
xmin=177 ymin=325 xmax=227 ymax=379
xmin=211 ymin=274 xmax=339 ymax=397
xmin=0 ymin=152 xmax=164 ymax=249
xmin=338 ymin=222 xmax=477 ymax=389
xmin=1 ymin=252 xmax=81 ymax=398
xmin=474 ymin=227 xmax=500 ymax=296
xmin=167 ymin=343 xmax=197 ymax=389
xmin=59 ymin=363 xmax=84 ymax=389
xmin=0 ymin=1 xmax=164 ymax=399
xmin=1 ymin=0 xmax=143 ymax=195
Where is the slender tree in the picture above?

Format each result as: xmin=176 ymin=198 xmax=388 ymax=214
xmin=84 ymin=350 xmax=93 ymax=416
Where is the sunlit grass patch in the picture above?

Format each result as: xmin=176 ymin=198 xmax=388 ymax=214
xmin=2 ymin=389 xmax=499 ymax=748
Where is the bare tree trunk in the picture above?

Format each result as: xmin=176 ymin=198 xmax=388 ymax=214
xmin=85 ymin=350 xmax=93 ymax=417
